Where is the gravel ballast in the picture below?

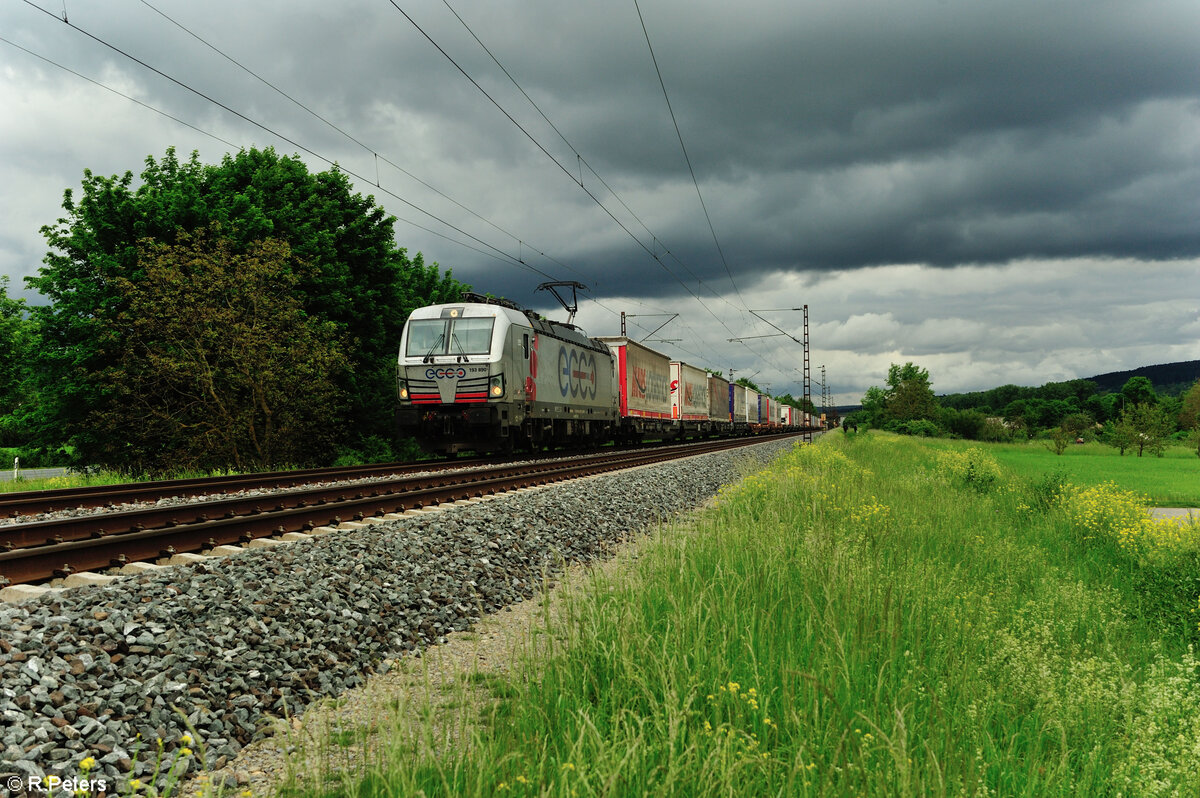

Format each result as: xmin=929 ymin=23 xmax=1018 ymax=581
xmin=0 ymin=438 xmax=796 ymax=791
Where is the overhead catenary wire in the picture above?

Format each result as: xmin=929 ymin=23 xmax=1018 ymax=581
xmin=14 ymin=1 xmax=666 ymax=349
xmin=438 ymin=0 xmax=737 ymax=309
xmin=135 ymin=0 xmax=591 ymax=285
xmin=430 ymin=1 xmax=801 ymax=383
xmin=633 ymin=0 xmax=746 ymax=312
xmin=17 ymin=0 xmax=558 ymax=282
xmin=3 ymin=31 xmax=526 ymax=270
xmin=383 ymin=3 xmax=746 ymax=332
xmin=17 ymin=2 xmax=805 ymax=393
xmin=0 ymin=35 xmax=240 ymax=151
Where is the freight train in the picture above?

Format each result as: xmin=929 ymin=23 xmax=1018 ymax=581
xmin=396 ymin=293 xmax=816 ymax=454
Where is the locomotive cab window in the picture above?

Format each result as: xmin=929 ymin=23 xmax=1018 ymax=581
xmin=450 ymin=317 xmax=494 ymax=355
xmin=406 ymin=319 xmax=447 ymax=357
xmin=406 ymin=317 xmax=495 ymax=357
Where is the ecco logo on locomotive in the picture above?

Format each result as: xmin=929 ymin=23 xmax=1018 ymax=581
xmin=426 ymin=367 xmax=469 ymax=379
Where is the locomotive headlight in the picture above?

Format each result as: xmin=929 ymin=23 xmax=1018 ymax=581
xmin=398 ymin=378 xmax=409 ymax=401
xmin=489 ymin=375 xmax=504 ymax=397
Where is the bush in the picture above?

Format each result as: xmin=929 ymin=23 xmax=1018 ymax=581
xmin=977 ymin=418 xmax=1014 ymax=442
xmin=332 ymin=435 xmax=423 ymax=467
xmin=884 ymin=418 xmax=942 ymax=437
xmin=1027 ymin=469 xmax=1070 ymax=511
xmin=934 ymin=446 xmax=1003 ymax=492
xmin=940 ymin=407 xmax=987 ymax=440
xmin=2 ymin=445 xmax=71 ymax=468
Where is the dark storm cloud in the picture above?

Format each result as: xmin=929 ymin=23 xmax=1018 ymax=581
xmin=3 ymin=0 xmax=1199 ymax=397
xmin=10 ymin=0 xmax=1198 ymax=296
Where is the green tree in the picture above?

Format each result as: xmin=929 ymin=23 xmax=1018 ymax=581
xmin=88 ymin=229 xmax=347 ymax=475
xmin=1102 ymin=419 xmax=1136 ymax=456
xmin=940 ymin=407 xmax=986 ymax=439
xmin=0 ymin=276 xmax=33 ymax=447
xmin=1120 ymin=376 xmax=1158 ymax=408
xmin=885 ymin=362 xmax=939 ymax=422
xmin=1178 ymin=379 xmax=1200 ymax=457
xmin=1110 ymin=403 xmax=1174 ymax=457
xmin=1083 ymin=393 xmax=1111 ymax=424
xmin=28 ymin=147 xmax=465 ymax=467
xmin=1047 ymin=426 xmax=1072 ymax=455
xmin=859 ymin=385 xmax=887 ymax=427
xmin=1181 ymin=380 xmax=1200 ymax=427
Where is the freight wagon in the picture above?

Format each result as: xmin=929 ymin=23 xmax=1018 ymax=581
xmin=707 ymin=374 xmax=732 ymax=435
xmin=670 ymin=361 xmax=710 ymax=436
xmin=730 ymin=383 xmax=748 ymax=431
xmin=743 ymin=387 xmax=761 ymax=425
xmin=595 ymin=335 xmax=675 ymax=442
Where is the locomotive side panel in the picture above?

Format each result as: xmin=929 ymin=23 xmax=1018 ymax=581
xmin=529 ymin=334 xmax=617 ymax=419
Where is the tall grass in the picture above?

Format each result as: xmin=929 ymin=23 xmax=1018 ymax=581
xmin=0 ymin=470 xmax=131 ymax=494
xmin=282 ymin=432 xmax=1200 ymax=798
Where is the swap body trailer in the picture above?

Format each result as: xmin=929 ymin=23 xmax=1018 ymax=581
xmin=670 ymin=361 xmax=711 ymax=437
xmin=595 ymin=336 xmax=674 ymax=443
xmin=707 ymin=375 xmax=733 ymax=435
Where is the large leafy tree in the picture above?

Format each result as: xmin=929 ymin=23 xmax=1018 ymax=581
xmin=885 ymin=362 xmax=939 ymax=422
xmin=87 ymin=229 xmax=347 ymax=475
xmin=775 ymin=392 xmax=816 ymax=415
xmin=1108 ymin=402 xmax=1174 ymax=457
xmin=1120 ymin=376 xmax=1158 ymax=408
xmin=0 ymin=276 xmax=33 ymax=447
xmin=29 ymin=147 xmax=465 ymax=468
xmin=858 ymin=385 xmax=887 ymax=427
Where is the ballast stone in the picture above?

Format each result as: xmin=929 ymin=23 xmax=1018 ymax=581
xmin=0 ymin=439 xmax=797 ymax=790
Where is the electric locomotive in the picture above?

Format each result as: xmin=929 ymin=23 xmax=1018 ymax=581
xmin=396 ymin=293 xmax=618 ymax=454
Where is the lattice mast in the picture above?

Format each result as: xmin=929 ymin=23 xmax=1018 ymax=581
xmin=803 ymin=305 xmax=811 ymax=443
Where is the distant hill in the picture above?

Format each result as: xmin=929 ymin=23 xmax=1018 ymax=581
xmin=1084 ymin=360 xmax=1200 ymax=396
xmin=839 ymin=360 xmax=1199 ymax=416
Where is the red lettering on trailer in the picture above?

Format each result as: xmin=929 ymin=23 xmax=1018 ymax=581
xmin=632 ymin=366 xmax=647 ymax=400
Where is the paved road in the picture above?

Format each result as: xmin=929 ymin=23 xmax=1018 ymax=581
xmin=1151 ymin=508 xmax=1199 ymax=522
xmin=0 ymin=466 xmax=71 ymax=483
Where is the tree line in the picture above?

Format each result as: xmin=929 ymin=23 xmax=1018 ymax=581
xmin=0 ymin=147 xmax=465 ymax=476
xmin=850 ymin=362 xmax=1200 ymax=456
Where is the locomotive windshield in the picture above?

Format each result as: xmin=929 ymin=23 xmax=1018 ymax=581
xmin=405 ymin=318 xmax=495 ymax=357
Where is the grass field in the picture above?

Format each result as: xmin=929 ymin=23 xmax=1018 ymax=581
xmin=959 ymin=439 xmax=1200 ymax=507
xmin=272 ymin=432 xmax=1200 ymax=798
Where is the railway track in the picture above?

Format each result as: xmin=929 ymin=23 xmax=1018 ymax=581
xmin=0 ymin=434 xmax=799 ymax=586
xmin=0 ymin=455 xmax=507 ymax=519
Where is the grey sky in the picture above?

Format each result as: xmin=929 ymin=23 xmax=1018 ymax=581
xmin=2 ymin=0 xmax=1199 ymax=405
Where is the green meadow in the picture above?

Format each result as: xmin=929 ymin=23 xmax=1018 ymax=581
xmin=276 ymin=432 xmax=1200 ymax=798
xmin=973 ymin=440 xmax=1200 ymax=507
